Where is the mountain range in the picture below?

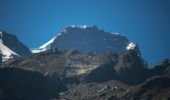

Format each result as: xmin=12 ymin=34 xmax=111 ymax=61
xmin=0 ymin=25 xmax=169 ymax=100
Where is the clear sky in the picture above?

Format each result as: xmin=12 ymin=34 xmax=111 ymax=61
xmin=0 ymin=0 xmax=170 ymax=65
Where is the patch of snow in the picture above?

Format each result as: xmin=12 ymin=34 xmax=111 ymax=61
xmin=0 ymin=42 xmax=19 ymax=61
xmin=0 ymin=39 xmax=3 ymax=43
xmin=70 ymin=25 xmax=88 ymax=29
xmin=0 ymin=43 xmax=18 ymax=56
xmin=58 ymin=33 xmax=62 ymax=36
xmin=31 ymin=48 xmax=47 ymax=53
xmin=70 ymin=25 xmax=76 ymax=28
xmin=80 ymin=25 xmax=87 ymax=28
xmin=0 ymin=31 xmax=2 ymax=36
xmin=112 ymin=32 xmax=119 ymax=35
xmin=39 ymin=37 xmax=55 ymax=49
xmin=126 ymin=42 xmax=136 ymax=50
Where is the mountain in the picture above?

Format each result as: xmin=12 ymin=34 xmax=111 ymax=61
xmin=0 ymin=30 xmax=31 ymax=61
xmin=36 ymin=25 xmax=140 ymax=54
xmin=0 ymin=25 xmax=169 ymax=100
xmin=9 ymin=25 xmax=146 ymax=84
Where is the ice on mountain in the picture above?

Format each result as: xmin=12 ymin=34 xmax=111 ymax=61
xmin=70 ymin=25 xmax=88 ymax=29
xmin=127 ymin=42 xmax=136 ymax=50
xmin=39 ymin=37 xmax=55 ymax=49
xmin=80 ymin=25 xmax=88 ymax=28
xmin=31 ymin=48 xmax=47 ymax=53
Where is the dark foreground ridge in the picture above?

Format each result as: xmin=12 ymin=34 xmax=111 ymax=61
xmin=0 ymin=67 xmax=66 ymax=100
xmin=1 ymin=49 xmax=170 ymax=100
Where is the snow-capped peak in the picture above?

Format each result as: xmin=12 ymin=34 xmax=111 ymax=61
xmin=127 ymin=42 xmax=136 ymax=50
xmin=37 ymin=25 xmax=140 ymax=54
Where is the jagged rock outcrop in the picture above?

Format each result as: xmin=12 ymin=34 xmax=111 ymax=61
xmin=149 ymin=59 xmax=170 ymax=77
xmin=83 ymin=48 xmax=147 ymax=84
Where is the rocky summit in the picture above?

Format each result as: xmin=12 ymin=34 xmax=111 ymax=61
xmin=0 ymin=26 xmax=170 ymax=100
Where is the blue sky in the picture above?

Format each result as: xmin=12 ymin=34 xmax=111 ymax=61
xmin=0 ymin=0 xmax=170 ymax=65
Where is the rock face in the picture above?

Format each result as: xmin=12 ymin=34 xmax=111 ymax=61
xmin=4 ymin=48 xmax=146 ymax=85
xmin=0 ymin=30 xmax=31 ymax=61
xmin=39 ymin=25 xmax=139 ymax=54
